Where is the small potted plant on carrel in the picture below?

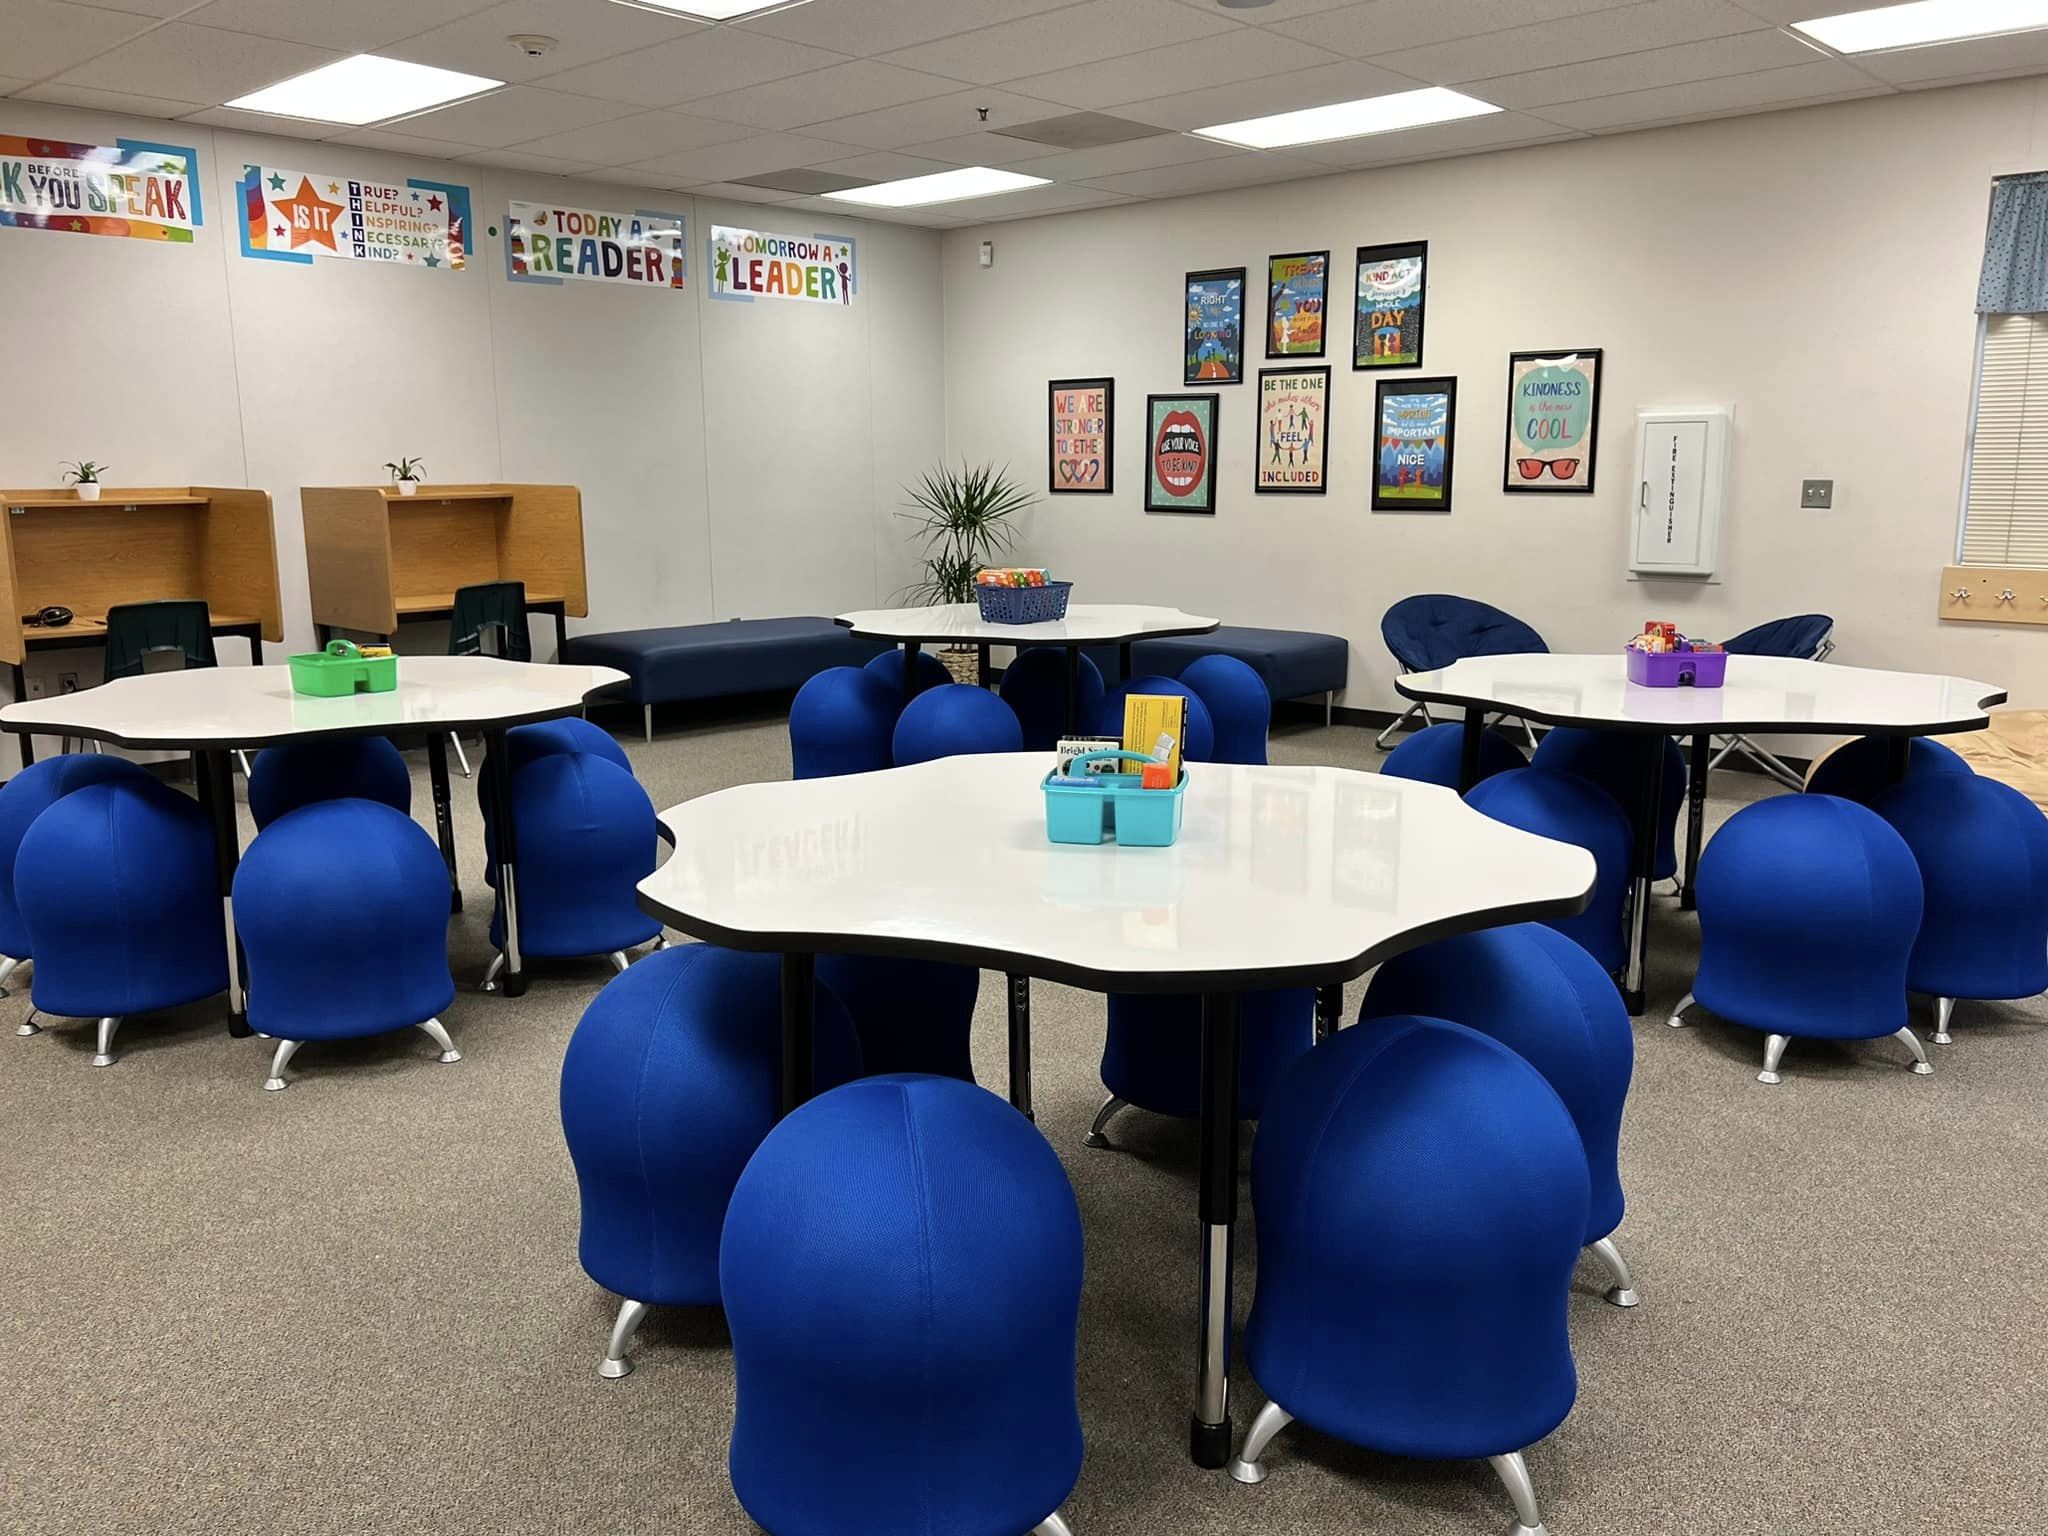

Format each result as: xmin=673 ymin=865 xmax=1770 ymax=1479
xmin=62 ymin=461 xmax=108 ymax=501
xmin=900 ymin=461 xmax=1037 ymax=683
xmin=385 ymin=456 xmax=425 ymax=496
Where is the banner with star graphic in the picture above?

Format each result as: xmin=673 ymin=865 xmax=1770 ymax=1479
xmin=237 ymin=164 xmax=469 ymax=271
xmin=507 ymin=201 xmax=684 ymax=291
xmin=0 ymin=135 xmax=200 ymax=244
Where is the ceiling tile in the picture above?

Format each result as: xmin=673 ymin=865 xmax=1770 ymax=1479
xmin=625 ymin=130 xmax=848 ymax=182
xmin=71 ymin=0 xmax=205 ymax=14
xmin=378 ymin=85 xmax=636 ymax=148
xmin=685 ymin=180 xmax=803 ymax=204
xmin=1374 ymin=0 xmax=1775 ymax=84
xmin=50 ymin=21 xmax=340 ymax=104
xmin=1852 ymin=30 xmax=2048 ymax=86
xmin=386 ymin=0 xmax=704 ymax=84
xmin=1015 ymin=130 xmax=1240 ymax=181
xmin=1272 ymin=0 xmax=1646 ymax=59
xmin=1110 ymin=58 xmax=1422 ymax=130
xmin=0 ymin=78 xmax=31 ymax=96
xmin=536 ymin=26 xmax=846 ymax=109
xmin=769 ymin=191 xmax=958 ymax=226
xmin=918 ymin=179 xmax=1137 ymax=222
xmin=1472 ymin=27 xmax=1828 ymax=108
xmin=880 ymin=0 xmax=1241 ymax=87
xmin=1284 ymin=107 xmax=1581 ymax=163
xmin=330 ymin=126 xmax=489 ymax=155
xmin=178 ymin=104 xmax=343 ymax=138
xmin=584 ymin=167 xmax=689 ymax=190
xmin=896 ymin=131 xmax=1064 ymax=165
xmin=801 ymin=87 xmax=1070 ymax=150
xmin=452 ymin=146 xmax=601 ymax=173
xmin=678 ymin=59 xmax=962 ymax=130
xmin=14 ymin=81 xmax=210 ymax=115
xmin=1538 ymin=56 xmax=1883 ymax=127
xmin=0 ymin=1 xmax=162 ymax=82
xmin=505 ymin=109 xmax=747 ymax=165
xmin=808 ymin=149 xmax=959 ymax=181
xmin=736 ymin=0 xmax=1080 ymax=57
xmin=1078 ymin=150 xmax=1330 ymax=197
xmin=1152 ymin=0 xmax=1373 ymax=19
xmin=998 ymin=27 xmax=1347 ymax=111
xmin=1720 ymin=0 xmax=1845 ymax=19
xmin=176 ymin=0 xmax=497 ymax=53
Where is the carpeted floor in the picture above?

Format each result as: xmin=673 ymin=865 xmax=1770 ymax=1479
xmin=3 ymin=712 xmax=2044 ymax=1536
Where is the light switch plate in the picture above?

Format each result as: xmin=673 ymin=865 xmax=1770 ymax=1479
xmin=1801 ymin=478 xmax=1833 ymax=508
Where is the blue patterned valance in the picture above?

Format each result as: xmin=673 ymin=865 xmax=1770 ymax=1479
xmin=1978 ymin=172 xmax=2048 ymax=314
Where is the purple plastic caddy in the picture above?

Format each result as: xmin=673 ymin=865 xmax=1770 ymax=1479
xmin=1626 ymin=645 xmax=1728 ymax=689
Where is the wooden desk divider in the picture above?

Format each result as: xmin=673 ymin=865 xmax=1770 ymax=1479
xmin=0 ymin=486 xmax=283 ymax=666
xmin=300 ymin=484 xmax=588 ymax=638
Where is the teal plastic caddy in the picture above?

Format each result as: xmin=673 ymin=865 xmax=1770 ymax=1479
xmin=1042 ymin=750 xmax=1187 ymax=847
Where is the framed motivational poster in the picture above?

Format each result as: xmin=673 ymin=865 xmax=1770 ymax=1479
xmin=1145 ymin=393 xmax=1220 ymax=514
xmin=1353 ymin=241 xmax=1427 ymax=370
xmin=1372 ymin=376 xmax=1458 ymax=513
xmin=1255 ymin=367 xmax=1330 ymax=494
xmin=1048 ymin=377 xmax=1114 ymax=494
xmin=1265 ymin=250 xmax=1328 ymax=359
xmin=1504 ymin=348 xmax=1602 ymax=494
xmin=1184 ymin=268 xmax=1245 ymax=384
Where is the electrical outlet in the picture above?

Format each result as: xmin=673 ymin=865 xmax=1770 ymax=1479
xmin=24 ymin=675 xmax=46 ymax=698
xmin=57 ymin=672 xmax=76 ymax=694
xmin=1800 ymin=478 xmax=1834 ymax=509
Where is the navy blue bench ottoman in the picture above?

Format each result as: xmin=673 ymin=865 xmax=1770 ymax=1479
xmin=1094 ymin=626 xmax=1349 ymax=723
xmin=567 ymin=617 xmax=890 ymax=738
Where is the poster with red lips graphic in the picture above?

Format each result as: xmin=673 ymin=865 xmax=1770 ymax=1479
xmin=1145 ymin=393 xmax=1219 ymax=514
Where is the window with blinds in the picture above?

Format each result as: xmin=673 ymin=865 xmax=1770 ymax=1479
xmin=1960 ymin=311 xmax=2048 ymax=565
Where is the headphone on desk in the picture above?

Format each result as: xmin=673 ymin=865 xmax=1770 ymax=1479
xmin=23 ymin=606 xmax=72 ymax=628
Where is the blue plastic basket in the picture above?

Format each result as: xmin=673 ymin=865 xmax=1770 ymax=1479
xmin=976 ymin=580 xmax=1073 ymax=625
xmin=1043 ymin=750 xmax=1187 ymax=847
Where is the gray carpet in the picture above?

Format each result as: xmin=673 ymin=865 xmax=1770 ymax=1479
xmin=3 ymin=714 xmax=2042 ymax=1536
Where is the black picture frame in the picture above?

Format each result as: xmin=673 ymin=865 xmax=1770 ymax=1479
xmin=1254 ymin=365 xmax=1330 ymax=496
xmin=1144 ymin=392 xmax=1221 ymax=515
xmin=1264 ymin=249 xmax=1329 ymax=360
xmin=1183 ymin=267 xmax=1246 ymax=386
xmin=1370 ymin=375 xmax=1458 ymax=514
xmin=1047 ymin=377 xmax=1114 ymax=495
xmin=1502 ymin=348 xmax=1603 ymax=495
xmin=1353 ymin=240 xmax=1428 ymax=371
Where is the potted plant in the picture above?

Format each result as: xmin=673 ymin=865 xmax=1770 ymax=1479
xmin=385 ymin=456 xmax=425 ymax=496
xmin=900 ymin=462 xmax=1038 ymax=683
xmin=62 ymin=461 xmax=108 ymax=501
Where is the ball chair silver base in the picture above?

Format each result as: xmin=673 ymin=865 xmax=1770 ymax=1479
xmin=16 ymin=1007 xmax=41 ymax=1037
xmin=599 ymin=1297 xmax=650 ymax=1379
xmin=1031 ymin=1515 xmax=1075 ymax=1536
xmin=263 ymin=1018 xmax=462 ymax=1091
xmin=1083 ymin=1093 xmax=1130 ymax=1150
xmin=1586 ymin=1235 xmax=1640 ymax=1308
xmin=1666 ymin=990 xmax=1695 ymax=1030
xmin=1671 ymin=993 xmax=1933 ymax=1083
xmin=480 ymin=951 xmax=506 ymax=994
xmin=1229 ymin=1401 xmax=1550 ymax=1534
xmin=1930 ymin=995 xmax=1956 ymax=1046
xmin=0 ymin=953 xmax=28 ymax=998
xmin=90 ymin=1016 xmax=120 ymax=1067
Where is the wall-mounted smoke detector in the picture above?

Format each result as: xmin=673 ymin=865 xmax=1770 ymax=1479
xmin=506 ymin=34 xmax=558 ymax=58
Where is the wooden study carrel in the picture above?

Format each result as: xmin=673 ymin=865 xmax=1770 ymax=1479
xmin=300 ymin=483 xmax=588 ymax=637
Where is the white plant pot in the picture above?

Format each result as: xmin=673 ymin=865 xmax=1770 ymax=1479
xmin=396 ymin=480 xmax=419 ymax=496
xmin=74 ymin=482 xmax=100 ymax=501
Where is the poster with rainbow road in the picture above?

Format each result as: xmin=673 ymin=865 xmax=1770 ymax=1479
xmin=0 ymin=135 xmax=200 ymax=244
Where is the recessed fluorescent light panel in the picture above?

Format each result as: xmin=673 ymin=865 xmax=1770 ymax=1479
xmin=1195 ymin=87 xmax=1500 ymax=149
xmin=609 ymin=0 xmax=814 ymax=18
xmin=227 ymin=55 xmax=502 ymax=125
xmin=823 ymin=167 xmax=1052 ymax=208
xmin=1792 ymin=0 xmax=2048 ymax=52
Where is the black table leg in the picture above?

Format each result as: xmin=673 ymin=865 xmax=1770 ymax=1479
xmin=1118 ymin=642 xmax=1133 ymax=685
xmin=426 ymin=733 xmax=461 ymax=914
xmin=780 ymin=952 xmax=815 ymax=1120
xmin=234 ymin=623 xmax=264 ymax=663
xmin=315 ymin=623 xmax=332 ymax=648
xmin=1681 ymin=731 xmax=1709 ymax=911
xmin=902 ymin=640 xmax=922 ymax=707
xmin=1621 ymin=737 xmax=1667 ymax=1016
xmin=11 ymin=664 xmax=32 ymax=768
xmin=1065 ymin=646 xmax=1083 ymax=734
xmin=547 ymin=601 xmax=568 ymax=663
xmin=193 ymin=748 xmax=249 ymax=1037
xmin=1007 ymin=973 xmax=1034 ymax=1119
xmin=977 ymin=641 xmax=992 ymax=689
xmin=1191 ymin=990 xmax=1243 ymax=1470
xmin=1314 ymin=983 xmax=1343 ymax=1042
xmin=482 ymin=727 xmax=525 ymax=997
xmin=1885 ymin=735 xmax=1912 ymax=785
xmin=1455 ymin=706 xmax=1485 ymax=794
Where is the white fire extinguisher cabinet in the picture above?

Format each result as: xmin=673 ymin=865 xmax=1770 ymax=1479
xmin=1630 ymin=407 xmax=1731 ymax=579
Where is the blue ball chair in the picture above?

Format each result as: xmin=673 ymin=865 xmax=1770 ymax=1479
xmin=0 ymin=752 xmax=154 ymax=998
xmin=248 ymin=737 xmax=412 ymax=830
xmin=815 ymin=953 xmax=980 ymax=1081
xmin=1871 ymin=772 xmax=2048 ymax=1046
xmin=16 ymin=779 xmax=228 ymax=1066
xmin=503 ymin=716 xmax=632 ymax=774
xmin=1087 ymin=990 xmax=1314 ymax=1148
xmin=1095 ymin=675 xmax=1215 ymax=765
xmin=1362 ymin=923 xmax=1639 ymax=1306
xmin=721 ymin=1075 xmax=1083 ymax=1536
xmin=1178 ymin=654 xmax=1271 ymax=766
xmin=1465 ymin=769 xmax=1633 ymax=973
xmin=1229 ymin=1015 xmax=1588 ymax=1536
xmin=235 ymin=799 xmax=459 ymax=1092
xmin=863 ymin=647 xmax=950 ymax=703
xmin=790 ymin=665 xmax=898 ymax=779
xmin=1531 ymin=727 xmax=1687 ymax=881
xmin=560 ymin=944 xmax=863 ymax=1379
xmin=999 ymin=647 xmax=1106 ymax=753
xmin=1672 ymin=794 xmax=1930 ymax=1083
xmin=1379 ymin=720 xmax=1526 ymax=790
xmin=892 ymin=683 xmax=1023 ymax=767
xmin=1804 ymin=735 xmax=1971 ymax=804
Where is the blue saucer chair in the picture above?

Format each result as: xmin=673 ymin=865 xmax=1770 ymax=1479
xmin=1086 ymin=990 xmax=1314 ymax=1149
xmin=1872 ymin=773 xmax=2048 ymax=1046
xmin=1379 ymin=720 xmax=1527 ymax=790
xmin=1095 ymin=675 xmax=1215 ymax=764
xmin=1671 ymin=793 xmax=1931 ymax=1083
xmin=560 ymin=945 xmax=863 ymax=1379
xmin=1805 ymin=734 xmax=1972 ymax=803
xmin=1532 ymin=728 xmax=1687 ymax=882
xmin=1376 ymin=595 xmax=1547 ymax=750
xmin=722 ymin=1075 xmax=1083 ymax=1536
xmin=790 ymin=665 xmax=897 ymax=779
xmin=235 ymin=799 xmax=459 ymax=1092
xmin=0 ymin=752 xmax=154 ymax=1002
xmin=1000 ymin=647 xmax=1107 ymax=753
xmin=1362 ymin=923 xmax=1639 ymax=1307
xmin=15 ymin=779 xmax=227 ymax=1065
xmin=1178 ymin=654 xmax=1271 ymax=766
xmin=1466 ymin=769 xmax=1633 ymax=972
xmin=1228 ymin=1016 xmax=1588 ymax=1536
xmin=1712 ymin=613 xmax=1834 ymax=787
xmin=248 ymin=737 xmax=412 ymax=830
xmin=893 ymin=684 xmax=1023 ymax=767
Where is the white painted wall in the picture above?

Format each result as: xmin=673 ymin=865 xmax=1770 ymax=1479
xmin=941 ymin=78 xmax=2048 ymax=719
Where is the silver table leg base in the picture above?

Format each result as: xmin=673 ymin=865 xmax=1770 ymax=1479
xmin=600 ymin=1297 xmax=650 ymax=1380
xmin=1895 ymin=1025 xmax=1934 ymax=1076
xmin=1488 ymin=1450 xmax=1551 ymax=1536
xmin=417 ymin=1016 xmax=462 ymax=1064
xmin=1587 ymin=1235 xmax=1640 ymax=1308
xmin=1227 ymin=1399 xmax=1294 ymax=1485
xmin=90 ymin=1015 xmax=121 ymax=1068
xmin=1930 ymin=995 xmax=1956 ymax=1046
xmin=1083 ymin=1093 xmax=1128 ymax=1150
xmin=1758 ymin=1032 xmax=1790 ymax=1086
xmin=16 ymin=1008 xmax=40 ymax=1038
xmin=263 ymin=1036 xmax=304 ymax=1091
xmin=1667 ymin=989 xmax=1694 ymax=1029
